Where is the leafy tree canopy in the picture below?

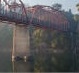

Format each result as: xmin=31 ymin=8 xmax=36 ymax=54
xmin=52 ymin=3 xmax=62 ymax=11
xmin=76 ymin=3 xmax=79 ymax=11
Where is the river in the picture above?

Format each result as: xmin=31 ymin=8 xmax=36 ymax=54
xmin=0 ymin=50 xmax=33 ymax=72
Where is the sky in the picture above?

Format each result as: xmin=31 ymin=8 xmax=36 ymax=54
xmin=23 ymin=0 xmax=79 ymax=14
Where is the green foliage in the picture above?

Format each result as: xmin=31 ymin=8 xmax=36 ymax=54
xmin=52 ymin=3 xmax=62 ymax=10
xmin=74 ymin=14 xmax=79 ymax=21
xmin=32 ymin=28 xmax=74 ymax=72
xmin=76 ymin=3 xmax=79 ymax=11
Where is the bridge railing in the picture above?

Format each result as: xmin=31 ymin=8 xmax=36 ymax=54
xmin=0 ymin=8 xmax=28 ymax=24
xmin=0 ymin=7 xmax=74 ymax=32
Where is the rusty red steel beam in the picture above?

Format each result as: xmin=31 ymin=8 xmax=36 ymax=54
xmin=0 ymin=1 xmax=72 ymax=32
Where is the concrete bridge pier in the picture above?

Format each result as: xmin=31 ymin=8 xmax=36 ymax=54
xmin=12 ymin=25 xmax=30 ymax=62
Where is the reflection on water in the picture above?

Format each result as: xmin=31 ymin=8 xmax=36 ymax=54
xmin=0 ymin=51 xmax=12 ymax=72
xmin=0 ymin=49 xmax=33 ymax=72
xmin=12 ymin=60 xmax=31 ymax=72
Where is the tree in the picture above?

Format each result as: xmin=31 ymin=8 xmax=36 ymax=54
xmin=52 ymin=3 xmax=62 ymax=11
xmin=74 ymin=14 xmax=79 ymax=21
xmin=32 ymin=28 xmax=74 ymax=72
xmin=76 ymin=3 xmax=79 ymax=11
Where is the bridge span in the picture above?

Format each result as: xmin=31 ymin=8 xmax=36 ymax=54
xmin=0 ymin=0 xmax=77 ymax=62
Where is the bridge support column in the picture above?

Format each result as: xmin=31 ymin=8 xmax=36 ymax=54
xmin=12 ymin=25 xmax=30 ymax=62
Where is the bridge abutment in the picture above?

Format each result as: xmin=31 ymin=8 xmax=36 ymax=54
xmin=12 ymin=25 xmax=30 ymax=62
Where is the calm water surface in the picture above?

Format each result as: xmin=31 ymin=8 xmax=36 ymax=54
xmin=0 ymin=49 xmax=32 ymax=72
